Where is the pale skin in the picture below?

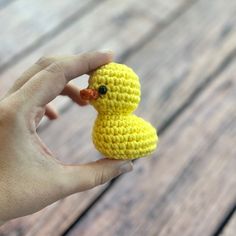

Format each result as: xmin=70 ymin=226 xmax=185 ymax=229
xmin=0 ymin=51 xmax=133 ymax=226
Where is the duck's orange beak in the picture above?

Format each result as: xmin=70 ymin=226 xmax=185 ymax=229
xmin=80 ymin=88 xmax=99 ymax=101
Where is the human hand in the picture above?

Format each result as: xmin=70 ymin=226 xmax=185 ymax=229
xmin=0 ymin=51 xmax=133 ymax=224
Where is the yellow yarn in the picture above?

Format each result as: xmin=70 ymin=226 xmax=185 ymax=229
xmin=89 ymin=62 xmax=158 ymax=160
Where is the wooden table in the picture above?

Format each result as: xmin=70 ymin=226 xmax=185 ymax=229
xmin=0 ymin=0 xmax=235 ymax=235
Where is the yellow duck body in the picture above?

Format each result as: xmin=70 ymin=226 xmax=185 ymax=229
xmin=93 ymin=114 xmax=157 ymax=159
xmin=81 ymin=62 xmax=158 ymax=160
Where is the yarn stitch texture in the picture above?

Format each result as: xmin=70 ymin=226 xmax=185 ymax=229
xmin=89 ymin=62 xmax=158 ymax=160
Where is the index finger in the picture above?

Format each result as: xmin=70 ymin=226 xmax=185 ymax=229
xmin=16 ymin=51 xmax=113 ymax=109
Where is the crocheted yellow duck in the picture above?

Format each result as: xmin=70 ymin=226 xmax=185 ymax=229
xmin=80 ymin=62 xmax=158 ymax=160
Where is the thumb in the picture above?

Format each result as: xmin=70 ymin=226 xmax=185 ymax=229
xmin=60 ymin=159 xmax=133 ymax=195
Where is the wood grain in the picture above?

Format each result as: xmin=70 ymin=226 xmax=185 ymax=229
xmin=0 ymin=1 xmax=191 ymax=235
xmin=67 ymin=49 xmax=236 ymax=236
xmin=221 ymin=213 xmax=236 ymax=236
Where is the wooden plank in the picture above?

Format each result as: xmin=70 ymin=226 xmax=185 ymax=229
xmin=0 ymin=1 xmax=191 ymax=235
xmin=222 ymin=213 xmax=236 ymax=236
xmin=67 ymin=51 xmax=236 ymax=236
xmin=1 ymin=0 xmax=236 ymax=235
xmin=0 ymin=0 xmax=96 ymax=69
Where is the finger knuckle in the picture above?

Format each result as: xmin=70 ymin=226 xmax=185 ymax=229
xmin=45 ymin=61 xmax=64 ymax=74
xmin=20 ymin=69 xmax=33 ymax=80
xmin=80 ymin=54 xmax=91 ymax=70
xmin=36 ymin=56 xmax=55 ymax=68
xmin=80 ymin=53 xmax=90 ymax=61
xmin=94 ymin=168 xmax=108 ymax=186
xmin=13 ymin=77 xmax=24 ymax=88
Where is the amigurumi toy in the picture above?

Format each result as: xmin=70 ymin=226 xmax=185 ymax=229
xmin=80 ymin=62 xmax=158 ymax=160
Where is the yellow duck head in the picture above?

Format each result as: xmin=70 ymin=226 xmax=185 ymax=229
xmin=80 ymin=62 xmax=141 ymax=115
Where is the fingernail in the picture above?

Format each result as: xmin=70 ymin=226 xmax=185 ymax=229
xmin=119 ymin=161 xmax=133 ymax=174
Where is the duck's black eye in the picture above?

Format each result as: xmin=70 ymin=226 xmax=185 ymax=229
xmin=98 ymin=85 xmax=108 ymax=95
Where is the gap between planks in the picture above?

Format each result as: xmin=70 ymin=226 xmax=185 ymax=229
xmin=212 ymin=204 xmax=236 ymax=236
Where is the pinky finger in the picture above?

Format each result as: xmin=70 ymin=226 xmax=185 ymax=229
xmin=45 ymin=104 xmax=59 ymax=120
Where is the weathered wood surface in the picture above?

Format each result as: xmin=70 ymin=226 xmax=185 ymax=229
xmin=67 ymin=53 xmax=236 ymax=236
xmin=0 ymin=0 xmax=190 ymax=235
xmin=0 ymin=0 xmax=235 ymax=235
xmin=222 ymin=213 xmax=236 ymax=236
